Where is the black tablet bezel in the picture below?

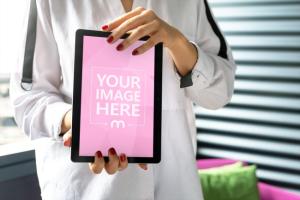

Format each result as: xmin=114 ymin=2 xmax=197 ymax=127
xmin=71 ymin=29 xmax=162 ymax=163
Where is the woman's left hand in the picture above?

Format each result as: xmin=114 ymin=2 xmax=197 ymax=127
xmin=101 ymin=7 xmax=198 ymax=76
xmin=102 ymin=7 xmax=180 ymax=55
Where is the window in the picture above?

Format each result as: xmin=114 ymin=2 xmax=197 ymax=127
xmin=0 ymin=0 xmax=33 ymax=155
xmin=196 ymin=0 xmax=300 ymax=194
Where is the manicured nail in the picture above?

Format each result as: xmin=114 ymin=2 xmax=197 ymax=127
xmin=109 ymin=148 xmax=116 ymax=155
xmin=107 ymin=36 xmax=113 ymax=43
xmin=96 ymin=151 xmax=102 ymax=158
xmin=132 ymin=49 xmax=138 ymax=55
xmin=101 ymin=25 xmax=108 ymax=30
xmin=63 ymin=140 xmax=70 ymax=147
xmin=116 ymin=43 xmax=124 ymax=51
xmin=120 ymin=154 xmax=126 ymax=162
xmin=144 ymin=165 xmax=148 ymax=170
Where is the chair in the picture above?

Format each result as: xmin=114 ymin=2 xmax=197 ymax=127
xmin=197 ymin=159 xmax=300 ymax=200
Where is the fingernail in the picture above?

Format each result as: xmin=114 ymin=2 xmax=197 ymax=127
xmin=109 ymin=148 xmax=116 ymax=155
xmin=107 ymin=36 xmax=113 ymax=43
xmin=101 ymin=25 xmax=108 ymax=30
xmin=63 ymin=140 xmax=70 ymax=147
xmin=116 ymin=43 xmax=124 ymax=51
xmin=96 ymin=151 xmax=102 ymax=158
xmin=120 ymin=154 xmax=126 ymax=162
xmin=132 ymin=49 xmax=138 ymax=55
xmin=144 ymin=165 xmax=148 ymax=170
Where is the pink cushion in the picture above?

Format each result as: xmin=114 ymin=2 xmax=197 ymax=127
xmin=259 ymin=182 xmax=300 ymax=200
xmin=196 ymin=158 xmax=244 ymax=169
xmin=197 ymin=159 xmax=300 ymax=200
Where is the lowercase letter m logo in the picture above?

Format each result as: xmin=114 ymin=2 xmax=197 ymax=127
xmin=110 ymin=120 xmax=125 ymax=128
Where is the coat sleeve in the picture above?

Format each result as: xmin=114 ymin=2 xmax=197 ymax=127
xmin=10 ymin=0 xmax=71 ymax=140
xmin=179 ymin=0 xmax=237 ymax=110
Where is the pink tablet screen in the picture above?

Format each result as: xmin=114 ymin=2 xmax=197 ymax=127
xmin=79 ymin=36 xmax=154 ymax=157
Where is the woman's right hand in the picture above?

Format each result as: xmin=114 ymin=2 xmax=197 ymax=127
xmin=60 ymin=110 xmax=148 ymax=174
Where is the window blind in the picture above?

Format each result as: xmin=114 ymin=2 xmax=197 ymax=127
xmin=196 ymin=0 xmax=300 ymax=193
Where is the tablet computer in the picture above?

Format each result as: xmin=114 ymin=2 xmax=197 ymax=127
xmin=71 ymin=29 xmax=162 ymax=163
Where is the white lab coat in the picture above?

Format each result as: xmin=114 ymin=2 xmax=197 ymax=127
xmin=10 ymin=0 xmax=236 ymax=199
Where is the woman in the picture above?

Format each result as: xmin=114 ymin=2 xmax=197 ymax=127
xmin=10 ymin=0 xmax=236 ymax=199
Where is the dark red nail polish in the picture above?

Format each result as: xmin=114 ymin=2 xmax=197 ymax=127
xmin=109 ymin=148 xmax=116 ymax=155
xmin=101 ymin=25 xmax=108 ymax=30
xmin=107 ymin=36 xmax=113 ymax=43
xmin=63 ymin=140 xmax=70 ymax=147
xmin=116 ymin=44 xmax=124 ymax=51
xmin=120 ymin=154 xmax=126 ymax=162
xmin=132 ymin=49 xmax=138 ymax=55
xmin=96 ymin=151 xmax=102 ymax=158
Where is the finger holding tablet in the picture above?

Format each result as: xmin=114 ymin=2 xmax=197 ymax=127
xmin=89 ymin=151 xmax=105 ymax=174
xmin=101 ymin=6 xmax=177 ymax=55
xmin=61 ymin=110 xmax=147 ymax=174
xmin=64 ymin=131 xmax=129 ymax=174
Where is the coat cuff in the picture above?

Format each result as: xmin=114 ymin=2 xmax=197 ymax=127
xmin=45 ymin=101 xmax=72 ymax=140
xmin=176 ymin=41 xmax=213 ymax=89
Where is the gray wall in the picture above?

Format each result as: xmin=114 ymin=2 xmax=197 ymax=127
xmin=0 ymin=151 xmax=41 ymax=200
xmin=0 ymin=174 xmax=41 ymax=200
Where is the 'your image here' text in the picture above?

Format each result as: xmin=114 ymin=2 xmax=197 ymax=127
xmin=95 ymin=74 xmax=141 ymax=117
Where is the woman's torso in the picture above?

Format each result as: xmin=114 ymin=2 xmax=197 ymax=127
xmin=34 ymin=0 xmax=203 ymax=199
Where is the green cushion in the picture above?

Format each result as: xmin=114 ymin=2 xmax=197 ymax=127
xmin=199 ymin=164 xmax=260 ymax=200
